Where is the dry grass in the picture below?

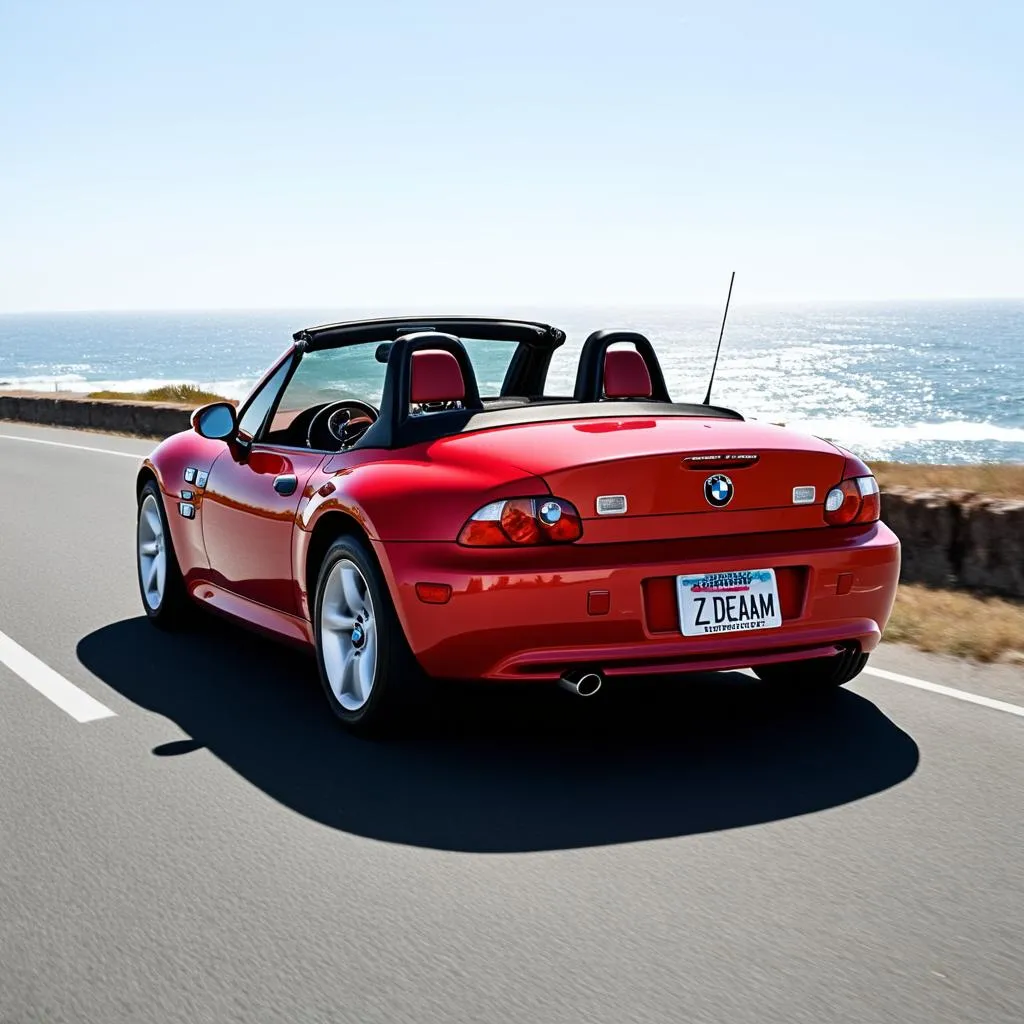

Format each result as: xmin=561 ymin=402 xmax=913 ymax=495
xmin=87 ymin=384 xmax=229 ymax=405
xmin=886 ymin=584 xmax=1024 ymax=663
xmin=870 ymin=461 xmax=1024 ymax=499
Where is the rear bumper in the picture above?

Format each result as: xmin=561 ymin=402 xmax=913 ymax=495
xmin=376 ymin=522 xmax=901 ymax=681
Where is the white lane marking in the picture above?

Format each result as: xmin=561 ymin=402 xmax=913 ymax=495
xmin=864 ymin=666 xmax=1024 ymax=719
xmin=0 ymin=433 xmax=144 ymax=459
xmin=0 ymin=629 xmax=116 ymax=723
xmin=740 ymin=663 xmax=1024 ymax=719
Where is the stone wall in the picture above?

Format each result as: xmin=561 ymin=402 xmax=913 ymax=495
xmin=882 ymin=488 xmax=1024 ymax=599
xmin=0 ymin=390 xmax=194 ymax=438
xmin=3 ymin=391 xmax=1023 ymax=599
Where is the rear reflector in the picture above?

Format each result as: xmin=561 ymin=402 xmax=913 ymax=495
xmin=415 ymin=583 xmax=452 ymax=604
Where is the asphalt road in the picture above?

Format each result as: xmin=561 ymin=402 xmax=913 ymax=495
xmin=1 ymin=422 xmax=1023 ymax=1024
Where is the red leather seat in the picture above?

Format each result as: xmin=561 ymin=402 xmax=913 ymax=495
xmin=410 ymin=350 xmax=466 ymax=404
xmin=603 ymin=348 xmax=653 ymax=399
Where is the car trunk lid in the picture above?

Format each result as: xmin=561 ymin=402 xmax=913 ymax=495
xmin=437 ymin=415 xmax=847 ymax=542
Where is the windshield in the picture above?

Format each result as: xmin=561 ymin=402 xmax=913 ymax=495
xmin=277 ymin=346 xmax=386 ymax=413
xmin=275 ymin=339 xmax=516 ymax=417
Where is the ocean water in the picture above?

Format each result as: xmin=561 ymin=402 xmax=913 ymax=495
xmin=1 ymin=301 xmax=1021 ymax=464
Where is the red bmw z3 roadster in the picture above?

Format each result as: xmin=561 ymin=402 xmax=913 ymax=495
xmin=136 ymin=316 xmax=900 ymax=732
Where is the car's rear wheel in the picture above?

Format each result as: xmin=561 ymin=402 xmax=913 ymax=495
xmin=313 ymin=534 xmax=421 ymax=735
xmin=137 ymin=480 xmax=192 ymax=628
xmin=752 ymin=647 xmax=869 ymax=692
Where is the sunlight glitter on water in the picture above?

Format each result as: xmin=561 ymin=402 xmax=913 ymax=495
xmin=2 ymin=301 xmax=1021 ymax=462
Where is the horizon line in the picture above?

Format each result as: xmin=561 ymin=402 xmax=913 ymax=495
xmin=2 ymin=295 xmax=1023 ymax=316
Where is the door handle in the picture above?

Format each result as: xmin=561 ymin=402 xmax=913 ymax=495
xmin=274 ymin=474 xmax=298 ymax=496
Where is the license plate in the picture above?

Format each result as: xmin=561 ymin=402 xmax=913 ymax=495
xmin=677 ymin=568 xmax=783 ymax=637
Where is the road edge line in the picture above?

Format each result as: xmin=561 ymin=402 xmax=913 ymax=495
xmin=0 ymin=629 xmax=117 ymax=723
xmin=0 ymin=433 xmax=144 ymax=459
xmin=864 ymin=666 xmax=1024 ymax=718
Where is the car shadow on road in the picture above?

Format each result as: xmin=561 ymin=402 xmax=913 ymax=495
xmin=78 ymin=616 xmax=919 ymax=853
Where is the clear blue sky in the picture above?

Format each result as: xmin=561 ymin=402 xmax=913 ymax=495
xmin=1 ymin=0 xmax=1021 ymax=311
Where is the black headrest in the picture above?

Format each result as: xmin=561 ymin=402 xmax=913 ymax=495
xmin=356 ymin=331 xmax=483 ymax=449
xmin=572 ymin=330 xmax=671 ymax=403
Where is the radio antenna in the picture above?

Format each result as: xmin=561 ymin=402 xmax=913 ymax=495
xmin=702 ymin=271 xmax=735 ymax=405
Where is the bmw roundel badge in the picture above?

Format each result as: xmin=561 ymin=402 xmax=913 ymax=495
xmin=704 ymin=474 xmax=734 ymax=507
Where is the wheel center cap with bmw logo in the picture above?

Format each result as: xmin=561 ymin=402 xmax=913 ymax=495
xmin=704 ymin=474 xmax=734 ymax=507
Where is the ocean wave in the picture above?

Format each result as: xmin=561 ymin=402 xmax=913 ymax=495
xmin=201 ymin=379 xmax=258 ymax=400
xmin=787 ymin=418 xmax=1024 ymax=446
xmin=0 ymin=373 xmax=90 ymax=389
xmin=0 ymin=376 xmax=257 ymax=400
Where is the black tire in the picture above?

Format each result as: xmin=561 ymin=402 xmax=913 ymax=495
xmin=136 ymin=479 xmax=193 ymax=629
xmin=312 ymin=534 xmax=423 ymax=735
xmin=752 ymin=647 xmax=869 ymax=692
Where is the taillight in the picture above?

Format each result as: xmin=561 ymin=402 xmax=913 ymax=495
xmin=824 ymin=475 xmax=880 ymax=526
xmin=457 ymin=497 xmax=583 ymax=546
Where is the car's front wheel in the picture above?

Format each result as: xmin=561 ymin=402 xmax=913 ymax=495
xmin=752 ymin=647 xmax=869 ymax=692
xmin=313 ymin=534 xmax=421 ymax=735
xmin=137 ymin=479 xmax=192 ymax=628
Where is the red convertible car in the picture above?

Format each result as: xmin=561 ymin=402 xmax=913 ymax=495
xmin=136 ymin=316 xmax=900 ymax=733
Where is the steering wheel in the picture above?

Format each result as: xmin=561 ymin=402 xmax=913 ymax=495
xmin=306 ymin=399 xmax=379 ymax=451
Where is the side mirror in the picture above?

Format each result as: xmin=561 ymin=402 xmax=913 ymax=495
xmin=191 ymin=402 xmax=237 ymax=441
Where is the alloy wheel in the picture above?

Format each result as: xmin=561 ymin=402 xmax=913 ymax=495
xmin=138 ymin=493 xmax=167 ymax=611
xmin=320 ymin=558 xmax=378 ymax=711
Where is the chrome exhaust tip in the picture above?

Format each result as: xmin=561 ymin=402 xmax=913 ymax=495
xmin=558 ymin=670 xmax=603 ymax=697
